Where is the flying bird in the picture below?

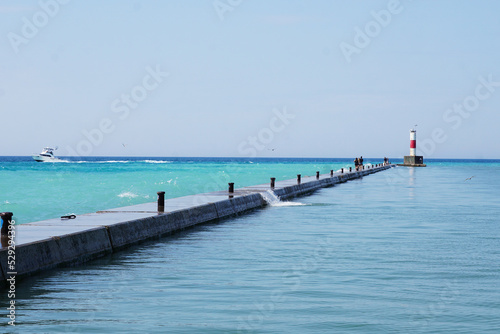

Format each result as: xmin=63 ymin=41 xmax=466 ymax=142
xmin=465 ymin=176 xmax=475 ymax=181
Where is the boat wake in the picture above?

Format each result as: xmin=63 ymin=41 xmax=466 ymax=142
xmin=70 ymin=160 xmax=174 ymax=164
xmin=41 ymin=159 xmax=70 ymax=163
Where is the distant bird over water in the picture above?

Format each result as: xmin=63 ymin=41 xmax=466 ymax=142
xmin=465 ymin=176 xmax=475 ymax=181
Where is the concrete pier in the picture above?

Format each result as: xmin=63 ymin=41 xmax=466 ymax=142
xmin=0 ymin=164 xmax=393 ymax=285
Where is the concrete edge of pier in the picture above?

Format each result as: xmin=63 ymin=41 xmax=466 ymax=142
xmin=0 ymin=165 xmax=394 ymax=286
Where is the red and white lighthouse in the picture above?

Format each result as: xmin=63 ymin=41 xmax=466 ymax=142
xmin=400 ymin=126 xmax=426 ymax=167
xmin=410 ymin=129 xmax=417 ymax=156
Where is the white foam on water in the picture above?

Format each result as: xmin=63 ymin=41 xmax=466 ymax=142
xmin=67 ymin=160 xmax=173 ymax=164
xmin=75 ymin=160 xmax=130 ymax=164
xmin=271 ymin=201 xmax=307 ymax=207
xmin=166 ymin=179 xmax=177 ymax=185
xmin=142 ymin=160 xmax=173 ymax=164
xmin=260 ymin=190 xmax=306 ymax=207
xmin=117 ymin=192 xmax=139 ymax=198
xmin=41 ymin=159 xmax=70 ymax=163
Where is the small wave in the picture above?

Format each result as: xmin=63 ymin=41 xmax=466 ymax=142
xmin=117 ymin=192 xmax=138 ymax=198
xmin=74 ymin=160 xmax=130 ymax=164
xmin=142 ymin=160 xmax=173 ymax=164
xmin=41 ymin=159 xmax=70 ymax=163
xmin=70 ymin=160 xmax=172 ymax=164
xmin=97 ymin=160 xmax=130 ymax=164
xmin=166 ymin=179 xmax=177 ymax=185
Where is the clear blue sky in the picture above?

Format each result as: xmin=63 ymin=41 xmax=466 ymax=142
xmin=1 ymin=0 xmax=500 ymax=158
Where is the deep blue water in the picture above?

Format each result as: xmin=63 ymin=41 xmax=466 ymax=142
xmin=1 ymin=158 xmax=499 ymax=333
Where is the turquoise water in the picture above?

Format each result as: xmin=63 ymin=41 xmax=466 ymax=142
xmin=1 ymin=158 xmax=500 ymax=333
xmin=0 ymin=157 xmax=358 ymax=224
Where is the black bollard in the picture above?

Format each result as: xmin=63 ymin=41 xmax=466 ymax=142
xmin=0 ymin=212 xmax=13 ymax=238
xmin=349 ymin=167 xmax=352 ymax=172
xmin=330 ymin=170 xmax=334 ymax=177
xmin=228 ymin=183 xmax=234 ymax=193
xmin=297 ymin=174 xmax=301 ymax=184
xmin=270 ymin=177 xmax=276 ymax=189
xmin=341 ymin=168 xmax=344 ymax=174
xmin=157 ymin=191 xmax=165 ymax=212
xmin=316 ymin=171 xmax=320 ymax=180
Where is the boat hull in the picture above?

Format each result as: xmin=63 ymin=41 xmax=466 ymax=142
xmin=32 ymin=155 xmax=62 ymax=162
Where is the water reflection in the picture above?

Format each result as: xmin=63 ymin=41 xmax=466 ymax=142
xmin=409 ymin=168 xmax=416 ymax=199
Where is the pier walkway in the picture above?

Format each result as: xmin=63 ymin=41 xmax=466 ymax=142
xmin=0 ymin=164 xmax=393 ymax=284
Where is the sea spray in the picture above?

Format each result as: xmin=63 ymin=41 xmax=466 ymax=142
xmin=260 ymin=189 xmax=306 ymax=207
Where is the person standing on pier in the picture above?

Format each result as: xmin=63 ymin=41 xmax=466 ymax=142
xmin=359 ymin=156 xmax=364 ymax=169
xmin=354 ymin=157 xmax=359 ymax=171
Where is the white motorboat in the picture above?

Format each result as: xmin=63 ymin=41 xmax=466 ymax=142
xmin=32 ymin=147 xmax=62 ymax=162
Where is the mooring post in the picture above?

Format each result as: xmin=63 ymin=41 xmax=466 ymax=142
xmin=270 ymin=177 xmax=276 ymax=189
xmin=316 ymin=171 xmax=320 ymax=180
xmin=297 ymin=174 xmax=301 ymax=184
xmin=228 ymin=183 xmax=234 ymax=193
xmin=1 ymin=212 xmax=13 ymax=238
xmin=341 ymin=168 xmax=344 ymax=174
xmin=349 ymin=167 xmax=352 ymax=172
xmin=330 ymin=170 xmax=333 ymax=177
xmin=157 ymin=191 xmax=165 ymax=212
